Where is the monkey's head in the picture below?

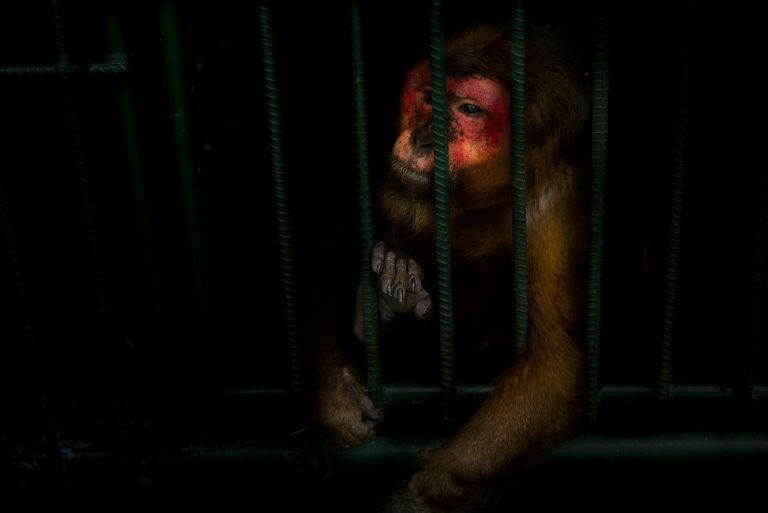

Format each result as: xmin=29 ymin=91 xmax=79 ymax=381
xmin=379 ymin=24 xmax=589 ymax=253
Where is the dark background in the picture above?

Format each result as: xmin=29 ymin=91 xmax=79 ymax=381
xmin=1 ymin=0 xmax=765 ymax=511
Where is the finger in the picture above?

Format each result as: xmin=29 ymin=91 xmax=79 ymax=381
xmin=381 ymin=250 xmax=396 ymax=295
xmin=414 ymin=295 xmax=433 ymax=320
xmin=361 ymin=397 xmax=381 ymax=421
xmin=372 ymin=241 xmax=386 ymax=274
xmin=407 ymin=258 xmax=423 ymax=292
xmin=394 ymin=257 xmax=408 ymax=303
xmin=338 ymin=431 xmax=361 ymax=448
xmin=348 ymin=420 xmax=374 ymax=444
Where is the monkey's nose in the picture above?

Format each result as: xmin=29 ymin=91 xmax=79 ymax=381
xmin=411 ymin=126 xmax=434 ymax=152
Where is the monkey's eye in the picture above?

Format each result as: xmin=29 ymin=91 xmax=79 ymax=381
xmin=459 ymin=103 xmax=483 ymax=116
xmin=424 ymin=90 xmax=433 ymax=105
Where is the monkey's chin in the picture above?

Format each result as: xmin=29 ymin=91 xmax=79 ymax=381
xmin=391 ymin=158 xmax=433 ymax=192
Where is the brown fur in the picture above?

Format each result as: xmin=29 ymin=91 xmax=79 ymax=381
xmin=312 ymin=21 xmax=590 ymax=513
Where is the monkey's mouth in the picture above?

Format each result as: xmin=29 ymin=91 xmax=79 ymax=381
xmin=391 ymin=157 xmax=433 ymax=190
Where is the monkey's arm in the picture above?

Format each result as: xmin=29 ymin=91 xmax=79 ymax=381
xmin=409 ymin=202 xmax=586 ymax=509
xmin=304 ymin=214 xmax=381 ymax=448
xmin=311 ymin=315 xmax=381 ymax=447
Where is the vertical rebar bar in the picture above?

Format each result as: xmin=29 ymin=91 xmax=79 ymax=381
xmin=429 ymin=0 xmax=455 ymax=423
xmin=659 ymin=2 xmax=695 ymax=401
xmin=0 ymin=182 xmax=64 ymax=481
xmin=351 ymin=2 xmax=382 ymax=408
xmin=747 ymin=173 xmax=768 ymax=398
xmin=50 ymin=0 xmax=131 ymax=487
xmin=157 ymin=1 xmax=206 ymax=328
xmin=106 ymin=13 xmax=162 ymax=317
xmin=510 ymin=1 xmax=527 ymax=357
xmin=258 ymin=2 xmax=302 ymax=408
xmin=586 ymin=5 xmax=610 ymax=422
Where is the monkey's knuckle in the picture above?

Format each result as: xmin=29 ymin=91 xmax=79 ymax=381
xmin=410 ymin=473 xmax=464 ymax=512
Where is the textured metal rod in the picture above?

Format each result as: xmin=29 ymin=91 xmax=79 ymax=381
xmin=38 ymin=431 xmax=768 ymax=466
xmin=0 ymin=64 xmax=60 ymax=76
xmin=106 ymin=14 xmax=161 ymax=313
xmin=50 ymin=0 xmax=130 ymax=487
xmin=258 ymin=2 xmax=302 ymax=408
xmin=746 ymin=172 xmax=768 ymax=398
xmin=0 ymin=183 xmax=64 ymax=476
xmin=659 ymin=2 xmax=695 ymax=401
xmin=0 ymin=61 xmax=128 ymax=77
xmin=586 ymin=4 xmax=610 ymax=423
xmin=157 ymin=1 xmax=206 ymax=325
xmin=510 ymin=1 xmax=528 ymax=358
xmin=351 ymin=2 xmax=382 ymax=408
xmin=223 ymin=384 xmax=768 ymax=404
xmin=429 ymin=0 xmax=455 ymax=423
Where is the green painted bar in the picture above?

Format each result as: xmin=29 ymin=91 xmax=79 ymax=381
xmin=106 ymin=13 xmax=161 ymax=315
xmin=746 ymin=173 xmax=768 ymax=398
xmin=509 ymin=1 xmax=528 ymax=357
xmin=659 ymin=2 xmax=695 ymax=401
xmin=0 ymin=62 xmax=128 ymax=76
xmin=428 ymin=0 xmax=456 ymax=423
xmin=223 ymin=384 xmax=768 ymax=405
xmin=50 ymin=0 xmax=130 ymax=486
xmin=586 ymin=5 xmax=610 ymax=422
xmin=27 ymin=431 xmax=768 ymax=466
xmin=157 ymin=1 xmax=206 ymax=326
xmin=258 ymin=2 xmax=302 ymax=407
xmin=351 ymin=2 xmax=382 ymax=408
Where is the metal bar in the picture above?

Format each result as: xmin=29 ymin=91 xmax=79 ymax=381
xmin=510 ymin=1 xmax=528 ymax=357
xmin=0 ymin=181 xmax=65 ymax=480
xmin=586 ymin=3 xmax=610 ymax=422
xmin=659 ymin=2 xmax=695 ymax=401
xmin=258 ymin=1 xmax=302 ymax=408
xmin=106 ymin=13 xmax=161 ymax=316
xmin=223 ymin=384 xmax=768 ymax=404
xmin=0 ymin=64 xmax=62 ymax=76
xmin=351 ymin=2 xmax=382 ymax=408
xmin=32 ymin=431 xmax=768 ymax=466
xmin=0 ymin=61 xmax=128 ymax=77
xmin=157 ymin=1 xmax=206 ymax=326
xmin=50 ymin=0 xmax=131 ymax=487
xmin=428 ymin=0 xmax=455 ymax=423
xmin=746 ymin=172 xmax=768 ymax=398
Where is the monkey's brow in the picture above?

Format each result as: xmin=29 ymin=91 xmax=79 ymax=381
xmin=447 ymin=92 xmax=473 ymax=102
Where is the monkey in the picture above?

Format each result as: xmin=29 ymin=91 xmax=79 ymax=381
xmin=310 ymin=21 xmax=590 ymax=513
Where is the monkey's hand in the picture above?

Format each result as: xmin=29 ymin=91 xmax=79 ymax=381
xmin=313 ymin=365 xmax=380 ymax=448
xmin=406 ymin=445 xmax=492 ymax=513
xmin=354 ymin=241 xmax=433 ymax=341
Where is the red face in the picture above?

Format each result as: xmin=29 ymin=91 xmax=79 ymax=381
xmin=392 ymin=60 xmax=510 ymax=188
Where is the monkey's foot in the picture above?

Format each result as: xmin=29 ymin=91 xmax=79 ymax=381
xmin=313 ymin=366 xmax=380 ymax=448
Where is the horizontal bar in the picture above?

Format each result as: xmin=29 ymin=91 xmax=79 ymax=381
xmin=25 ymin=431 xmax=768 ymax=467
xmin=224 ymin=385 xmax=768 ymax=403
xmin=0 ymin=65 xmax=59 ymax=76
xmin=548 ymin=431 xmax=768 ymax=463
xmin=0 ymin=59 xmax=129 ymax=77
